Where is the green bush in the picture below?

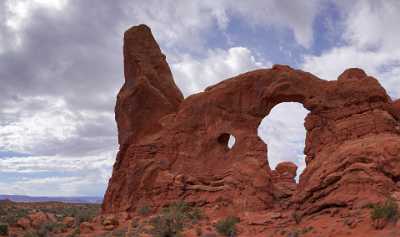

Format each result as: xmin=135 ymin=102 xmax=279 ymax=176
xmin=287 ymin=230 xmax=299 ymax=237
xmin=67 ymin=228 xmax=80 ymax=237
xmin=35 ymin=222 xmax=66 ymax=237
xmin=370 ymin=198 xmax=399 ymax=222
xmin=0 ymin=223 xmax=8 ymax=236
xmin=0 ymin=207 xmax=6 ymax=216
xmin=71 ymin=206 xmax=99 ymax=225
xmin=149 ymin=201 xmax=203 ymax=237
xmin=215 ymin=216 xmax=240 ymax=237
xmin=301 ymin=226 xmax=313 ymax=234
xmin=0 ymin=208 xmax=29 ymax=225
xmin=40 ymin=204 xmax=100 ymax=224
xmin=138 ymin=204 xmax=151 ymax=216
xmin=113 ymin=229 xmax=127 ymax=237
xmin=23 ymin=231 xmax=40 ymax=237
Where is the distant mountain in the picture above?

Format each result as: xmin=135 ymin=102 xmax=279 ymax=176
xmin=0 ymin=194 xmax=103 ymax=204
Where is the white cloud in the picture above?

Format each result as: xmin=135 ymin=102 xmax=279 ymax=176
xmin=0 ymin=152 xmax=114 ymax=174
xmin=0 ymin=96 xmax=117 ymax=156
xmin=303 ymin=46 xmax=399 ymax=79
xmin=258 ymin=103 xmax=308 ymax=177
xmin=223 ymin=0 xmax=319 ymax=48
xmin=0 ymin=151 xmax=115 ymax=196
xmin=115 ymin=0 xmax=320 ymax=51
xmin=0 ymin=176 xmax=106 ymax=196
xmin=171 ymin=47 xmax=269 ymax=96
xmin=4 ymin=0 xmax=68 ymax=50
xmin=341 ymin=0 xmax=400 ymax=52
xmin=0 ymin=96 xmax=77 ymax=152
xmin=302 ymin=0 xmax=400 ymax=99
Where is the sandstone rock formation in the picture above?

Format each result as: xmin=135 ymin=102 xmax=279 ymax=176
xmin=102 ymin=24 xmax=400 ymax=228
xmin=271 ymin=162 xmax=297 ymax=200
xmin=391 ymin=99 xmax=400 ymax=120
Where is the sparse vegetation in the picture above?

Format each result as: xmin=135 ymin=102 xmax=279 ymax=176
xmin=23 ymin=231 xmax=40 ymax=237
xmin=20 ymin=222 xmax=63 ymax=237
xmin=0 ymin=200 xmax=100 ymax=236
xmin=40 ymin=204 xmax=100 ymax=225
xmin=72 ymin=206 xmax=99 ymax=225
xmin=301 ymin=226 xmax=313 ymax=234
xmin=0 ymin=202 xmax=29 ymax=225
xmin=0 ymin=223 xmax=8 ymax=236
xmin=67 ymin=227 xmax=80 ymax=237
xmin=138 ymin=204 xmax=151 ymax=216
xmin=287 ymin=230 xmax=299 ymax=237
xmin=129 ymin=219 xmax=146 ymax=237
xmin=214 ymin=216 xmax=240 ymax=237
xmin=38 ymin=222 xmax=66 ymax=236
xmin=149 ymin=201 xmax=203 ymax=237
xmin=370 ymin=198 xmax=399 ymax=222
xmin=112 ymin=228 xmax=127 ymax=237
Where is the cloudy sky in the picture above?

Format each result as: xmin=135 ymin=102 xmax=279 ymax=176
xmin=0 ymin=0 xmax=399 ymax=197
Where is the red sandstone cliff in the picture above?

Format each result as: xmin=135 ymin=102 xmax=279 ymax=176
xmin=102 ymin=24 xmax=400 ymax=236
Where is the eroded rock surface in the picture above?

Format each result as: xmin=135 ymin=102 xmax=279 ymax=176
xmin=102 ymin=24 xmax=400 ymax=226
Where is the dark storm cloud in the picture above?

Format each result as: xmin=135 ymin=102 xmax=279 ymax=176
xmin=0 ymin=0 xmax=232 ymax=157
xmin=28 ymin=112 xmax=117 ymax=157
xmin=0 ymin=0 xmax=129 ymax=111
xmin=0 ymin=0 xmax=137 ymax=156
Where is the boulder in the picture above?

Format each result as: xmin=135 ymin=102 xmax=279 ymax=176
xmin=275 ymin=162 xmax=297 ymax=179
xmin=63 ymin=216 xmax=75 ymax=227
xmin=29 ymin=211 xmax=48 ymax=228
xmin=16 ymin=217 xmax=31 ymax=230
xmin=79 ymin=222 xmax=94 ymax=234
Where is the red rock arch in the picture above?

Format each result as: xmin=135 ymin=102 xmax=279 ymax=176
xmin=103 ymin=25 xmax=400 ymax=218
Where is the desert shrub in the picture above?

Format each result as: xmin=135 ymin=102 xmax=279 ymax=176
xmin=0 ymin=207 xmax=6 ymax=216
xmin=214 ymin=216 xmax=240 ymax=237
xmin=36 ymin=227 xmax=49 ymax=237
xmin=36 ymin=222 xmax=66 ymax=236
xmin=0 ymin=208 xmax=29 ymax=225
xmin=130 ymin=220 xmax=146 ymax=237
xmin=70 ymin=206 xmax=99 ymax=225
xmin=0 ymin=223 xmax=8 ymax=236
xmin=23 ymin=231 xmax=40 ymax=237
xmin=149 ymin=201 xmax=203 ymax=237
xmin=301 ymin=226 xmax=313 ymax=234
xmin=188 ymin=207 xmax=202 ymax=224
xmin=150 ymin=214 xmax=183 ymax=237
xmin=113 ymin=228 xmax=127 ymax=237
xmin=287 ymin=230 xmax=299 ymax=237
xmin=370 ymin=198 xmax=399 ymax=222
xmin=67 ymin=228 xmax=80 ymax=237
xmin=138 ymin=204 xmax=151 ymax=216
xmin=42 ymin=204 xmax=100 ymax=224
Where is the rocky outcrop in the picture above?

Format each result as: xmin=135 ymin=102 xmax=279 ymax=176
xmin=390 ymin=99 xmax=400 ymax=120
xmin=272 ymin=162 xmax=298 ymax=200
xmin=102 ymin=24 xmax=400 ymax=223
xmin=102 ymin=25 xmax=183 ymax=212
xmin=115 ymin=24 xmax=183 ymax=146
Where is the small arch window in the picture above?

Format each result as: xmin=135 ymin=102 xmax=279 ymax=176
xmin=218 ymin=133 xmax=236 ymax=150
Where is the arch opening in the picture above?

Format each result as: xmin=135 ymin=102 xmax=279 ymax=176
xmin=257 ymin=102 xmax=308 ymax=181
xmin=218 ymin=133 xmax=236 ymax=150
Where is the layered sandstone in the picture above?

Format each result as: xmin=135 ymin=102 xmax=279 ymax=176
xmin=102 ymin=24 xmax=400 ymax=228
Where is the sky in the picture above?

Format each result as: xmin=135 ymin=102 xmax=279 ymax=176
xmin=0 ymin=0 xmax=399 ymax=197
